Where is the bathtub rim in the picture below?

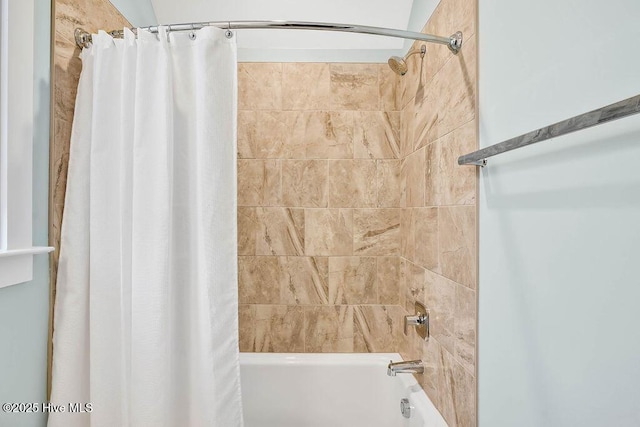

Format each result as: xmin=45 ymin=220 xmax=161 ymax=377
xmin=238 ymin=352 xmax=447 ymax=427
xmin=239 ymin=352 xmax=404 ymax=366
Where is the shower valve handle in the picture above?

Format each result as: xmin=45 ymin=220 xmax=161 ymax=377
xmin=403 ymin=301 xmax=430 ymax=340
xmin=404 ymin=313 xmax=427 ymax=334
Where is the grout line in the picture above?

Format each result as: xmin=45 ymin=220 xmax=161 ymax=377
xmin=237 ymin=204 xmax=474 ymax=209
xmin=239 ymin=303 xmax=407 ymax=307
xmin=402 ymin=256 xmax=475 ymax=292
xmin=432 ymin=333 xmax=477 ymax=380
xmin=302 ymin=306 xmax=307 ymax=352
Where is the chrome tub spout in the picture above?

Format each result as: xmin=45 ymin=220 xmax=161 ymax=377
xmin=387 ymin=360 xmax=424 ymax=376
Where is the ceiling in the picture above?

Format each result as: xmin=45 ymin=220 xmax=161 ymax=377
xmin=148 ymin=0 xmax=440 ymax=62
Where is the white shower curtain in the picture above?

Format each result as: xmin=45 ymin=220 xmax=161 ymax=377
xmin=49 ymin=27 xmax=242 ymax=427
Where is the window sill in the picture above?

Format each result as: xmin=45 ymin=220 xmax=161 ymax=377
xmin=0 ymin=246 xmax=54 ymax=289
xmin=0 ymin=246 xmax=54 ymax=258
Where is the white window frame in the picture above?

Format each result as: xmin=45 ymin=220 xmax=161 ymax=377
xmin=0 ymin=0 xmax=52 ymax=288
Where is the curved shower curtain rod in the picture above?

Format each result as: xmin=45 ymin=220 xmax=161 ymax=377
xmin=74 ymin=20 xmax=463 ymax=53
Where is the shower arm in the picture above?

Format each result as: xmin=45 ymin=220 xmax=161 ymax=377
xmin=74 ymin=20 xmax=463 ymax=53
xmin=405 ymin=45 xmax=427 ymax=60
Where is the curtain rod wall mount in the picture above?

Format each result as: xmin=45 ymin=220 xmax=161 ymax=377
xmin=74 ymin=21 xmax=463 ymax=53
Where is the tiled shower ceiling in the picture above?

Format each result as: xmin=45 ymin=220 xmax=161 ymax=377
xmin=150 ymin=0 xmax=423 ymax=60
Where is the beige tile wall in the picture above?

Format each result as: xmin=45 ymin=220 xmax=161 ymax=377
xmin=236 ymin=1 xmax=477 ymax=424
xmin=237 ymin=62 xmax=407 ymax=353
xmin=395 ymin=0 xmax=478 ymax=425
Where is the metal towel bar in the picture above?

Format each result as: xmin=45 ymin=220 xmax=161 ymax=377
xmin=458 ymin=94 xmax=640 ymax=167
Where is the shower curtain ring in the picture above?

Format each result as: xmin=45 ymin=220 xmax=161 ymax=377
xmin=189 ymin=23 xmax=197 ymax=40
xmin=225 ymin=22 xmax=233 ymax=39
xmin=166 ymin=25 xmax=171 ymax=42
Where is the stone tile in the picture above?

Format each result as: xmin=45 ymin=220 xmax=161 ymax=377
xmin=400 ymin=316 xmax=422 ymax=362
xmin=304 ymin=306 xmax=355 ymax=352
xmin=53 ymin=62 xmax=80 ymax=123
xmin=254 ymin=111 xmax=306 ymax=159
xmin=455 ymin=284 xmax=476 ymax=374
xmin=377 ymin=160 xmax=401 ymax=208
xmin=282 ymin=160 xmax=328 ymax=207
xmin=400 ymin=208 xmax=415 ymax=260
xmin=304 ymin=209 xmax=353 ymax=256
xmin=403 ymin=54 xmax=449 ymax=116
xmin=436 ymin=344 xmax=457 ymax=425
xmin=238 ymin=207 xmax=259 ymax=255
xmin=411 ymin=37 xmax=476 ymax=149
xmin=328 ymin=257 xmax=377 ymax=304
xmin=353 ymin=111 xmax=401 ymax=159
xmin=401 ymin=0 xmax=476 ymax=110
xmin=414 ymin=207 xmax=439 ymax=271
xmin=353 ymin=209 xmax=400 ymax=256
xmin=425 ymin=120 xmax=477 ymax=206
xmin=354 ymin=305 xmax=405 ymax=352
xmin=424 ymin=0 xmax=476 ymax=46
xmin=439 ymin=206 xmax=476 ymax=288
xmin=405 ymin=261 xmax=426 ymax=314
xmin=424 ymin=270 xmax=456 ymax=355
xmin=238 ymin=256 xmax=281 ymax=304
xmin=328 ymin=160 xmax=377 ymax=208
xmin=378 ymin=63 xmax=402 ymax=111
xmin=377 ymin=257 xmax=400 ymax=305
xmin=238 ymin=256 xmax=328 ymax=305
xmin=280 ymin=257 xmax=329 ymax=305
xmin=422 ymin=0 xmax=476 ymax=97
xmin=282 ymin=63 xmax=331 ymax=110
xmin=401 ymin=38 xmax=465 ymax=112
xmin=392 ymin=4 xmax=477 ymax=426
xmin=238 ymin=305 xmax=253 ymax=352
xmin=253 ymin=208 xmax=305 ymax=256
xmin=421 ymin=328 xmax=477 ymax=427
xmin=238 ymin=111 xmax=257 ymax=158
xmin=452 ymin=361 xmax=476 ymax=427
xmin=51 ymin=129 xmax=70 ymax=213
xmin=420 ymin=337 xmax=443 ymax=409
xmin=238 ymin=63 xmax=283 ymax=110
xmin=52 ymin=55 xmax=76 ymax=102
xmin=237 ymin=159 xmax=282 ymax=206
xmin=399 ymin=44 xmax=429 ymax=112
xmin=51 ymin=202 xmax=65 ymax=268
xmin=55 ymin=0 xmax=130 ymax=57
xmin=239 ymin=305 xmax=304 ymax=352
xmin=399 ymin=258 xmax=407 ymax=310
xmin=301 ymin=111 xmax=354 ymax=159
xmin=330 ymin=64 xmax=379 ymax=110
xmin=402 ymin=147 xmax=426 ymax=207
xmin=254 ymin=111 xmax=356 ymax=160
xmin=400 ymin=104 xmax=418 ymax=158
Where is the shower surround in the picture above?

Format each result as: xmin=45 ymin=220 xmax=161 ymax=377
xmin=48 ymin=0 xmax=477 ymax=424
xmin=237 ymin=62 xmax=406 ymax=353
xmin=395 ymin=0 xmax=477 ymax=423
xmin=236 ymin=0 xmax=477 ymax=425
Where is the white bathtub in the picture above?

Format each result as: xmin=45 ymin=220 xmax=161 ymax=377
xmin=239 ymin=353 xmax=447 ymax=427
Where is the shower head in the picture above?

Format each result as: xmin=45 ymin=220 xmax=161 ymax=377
xmin=388 ymin=45 xmax=426 ymax=76
xmin=388 ymin=56 xmax=408 ymax=76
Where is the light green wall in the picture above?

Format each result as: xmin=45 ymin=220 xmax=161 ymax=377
xmin=478 ymin=0 xmax=640 ymax=425
xmin=0 ymin=0 xmax=51 ymax=425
